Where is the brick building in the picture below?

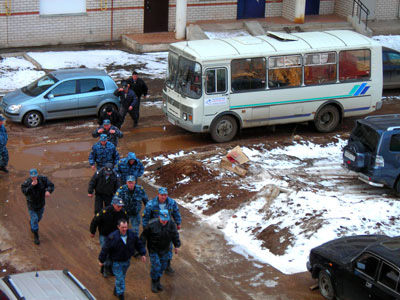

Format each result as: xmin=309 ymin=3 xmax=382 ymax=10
xmin=0 ymin=0 xmax=398 ymax=48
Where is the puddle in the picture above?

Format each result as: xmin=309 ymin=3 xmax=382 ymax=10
xmin=53 ymin=167 xmax=93 ymax=179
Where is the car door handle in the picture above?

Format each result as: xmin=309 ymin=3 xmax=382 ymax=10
xmin=365 ymin=282 xmax=372 ymax=289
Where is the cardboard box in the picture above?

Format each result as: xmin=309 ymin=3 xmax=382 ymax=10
xmin=220 ymin=146 xmax=250 ymax=176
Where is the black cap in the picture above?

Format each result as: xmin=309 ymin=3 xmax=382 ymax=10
xmin=132 ymin=71 xmax=138 ymax=75
xmin=121 ymin=80 xmax=128 ymax=88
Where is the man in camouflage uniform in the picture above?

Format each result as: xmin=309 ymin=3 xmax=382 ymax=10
xmin=115 ymin=152 xmax=144 ymax=183
xmin=92 ymin=119 xmax=123 ymax=147
xmin=115 ymin=175 xmax=148 ymax=236
xmin=0 ymin=115 xmax=9 ymax=173
xmin=142 ymin=187 xmax=181 ymax=274
xmin=89 ymin=134 xmax=119 ymax=170
xmin=90 ymin=196 xmax=128 ymax=278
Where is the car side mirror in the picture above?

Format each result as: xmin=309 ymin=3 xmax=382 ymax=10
xmin=47 ymin=94 xmax=54 ymax=100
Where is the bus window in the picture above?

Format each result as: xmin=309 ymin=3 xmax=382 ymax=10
xmin=339 ymin=49 xmax=371 ymax=82
xmin=231 ymin=58 xmax=266 ymax=91
xmin=304 ymin=52 xmax=337 ymax=85
xmin=268 ymin=55 xmax=302 ymax=89
xmin=176 ymin=57 xmax=202 ymax=99
xmin=206 ymin=68 xmax=227 ymax=94
xmin=166 ymin=52 xmax=179 ymax=89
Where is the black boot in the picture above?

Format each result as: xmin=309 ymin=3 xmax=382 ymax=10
xmin=0 ymin=166 xmax=8 ymax=173
xmin=151 ymin=279 xmax=158 ymax=293
xmin=117 ymin=294 xmax=124 ymax=300
xmin=113 ymin=286 xmax=116 ymax=296
xmin=32 ymin=230 xmax=40 ymax=245
xmin=156 ymin=277 xmax=163 ymax=291
xmin=165 ymin=260 xmax=174 ymax=275
xmin=100 ymin=265 xmax=104 ymax=274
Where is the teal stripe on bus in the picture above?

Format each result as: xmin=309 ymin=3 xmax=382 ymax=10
xmin=230 ymin=93 xmax=353 ymax=109
xmin=349 ymin=85 xmax=360 ymax=95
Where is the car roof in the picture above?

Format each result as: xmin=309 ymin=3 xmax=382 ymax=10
xmin=358 ymin=114 xmax=400 ymax=132
xmin=1 ymin=269 xmax=95 ymax=300
xmin=367 ymin=236 xmax=400 ymax=268
xmin=50 ymin=68 xmax=108 ymax=81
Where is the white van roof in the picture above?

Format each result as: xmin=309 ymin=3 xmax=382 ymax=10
xmin=170 ymin=30 xmax=381 ymax=62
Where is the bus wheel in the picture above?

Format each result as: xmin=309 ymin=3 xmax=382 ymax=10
xmin=314 ymin=105 xmax=339 ymax=133
xmin=210 ymin=115 xmax=238 ymax=143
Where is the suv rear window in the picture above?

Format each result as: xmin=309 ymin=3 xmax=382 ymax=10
xmin=350 ymin=123 xmax=381 ymax=153
xmin=390 ymin=134 xmax=400 ymax=152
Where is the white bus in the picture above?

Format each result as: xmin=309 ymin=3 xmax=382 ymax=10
xmin=162 ymin=30 xmax=383 ymax=142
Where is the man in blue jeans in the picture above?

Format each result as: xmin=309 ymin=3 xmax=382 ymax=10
xmin=99 ymin=218 xmax=146 ymax=300
xmin=21 ymin=168 xmax=54 ymax=245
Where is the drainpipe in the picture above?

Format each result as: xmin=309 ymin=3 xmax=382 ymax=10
xmin=110 ymin=0 xmax=114 ymax=42
xmin=294 ymin=0 xmax=305 ymax=24
xmin=175 ymin=0 xmax=187 ymax=39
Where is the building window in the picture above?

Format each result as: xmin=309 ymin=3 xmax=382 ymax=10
xmin=40 ymin=0 xmax=86 ymax=15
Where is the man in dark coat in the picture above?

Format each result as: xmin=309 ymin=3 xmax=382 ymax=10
xmin=98 ymin=105 xmax=123 ymax=129
xmin=88 ymin=162 xmax=121 ymax=214
xmin=92 ymin=119 xmax=123 ymax=147
xmin=99 ymin=219 xmax=146 ymax=300
xmin=90 ymin=196 xmax=128 ymax=277
xmin=113 ymin=80 xmax=138 ymax=128
xmin=21 ymin=168 xmax=55 ymax=245
xmin=140 ymin=209 xmax=181 ymax=293
xmin=126 ymin=71 xmax=148 ymax=127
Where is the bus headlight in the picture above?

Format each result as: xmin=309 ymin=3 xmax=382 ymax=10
xmin=182 ymin=113 xmax=192 ymax=122
xmin=183 ymin=113 xmax=187 ymax=121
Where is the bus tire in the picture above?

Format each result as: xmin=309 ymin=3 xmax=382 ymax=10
xmin=314 ymin=105 xmax=339 ymax=133
xmin=210 ymin=115 xmax=238 ymax=143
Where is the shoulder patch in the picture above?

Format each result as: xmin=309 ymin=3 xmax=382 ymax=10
xmin=116 ymin=192 xmax=119 ymax=195
xmin=103 ymin=209 xmax=106 ymax=214
xmin=96 ymin=213 xmax=100 ymax=217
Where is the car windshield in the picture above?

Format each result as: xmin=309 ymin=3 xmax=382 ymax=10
xmin=166 ymin=53 xmax=202 ymax=99
xmin=22 ymin=74 xmax=58 ymax=97
xmin=350 ymin=123 xmax=381 ymax=153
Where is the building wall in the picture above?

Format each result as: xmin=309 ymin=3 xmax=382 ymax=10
xmin=334 ymin=0 xmax=353 ymax=18
xmin=375 ymin=0 xmax=399 ymax=20
xmin=282 ymin=0 xmax=296 ymax=21
xmin=266 ymin=0 xmax=283 ymax=17
xmin=320 ymin=0 xmax=335 ymax=15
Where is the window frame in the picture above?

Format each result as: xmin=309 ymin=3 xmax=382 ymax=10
xmin=231 ymin=57 xmax=266 ymax=92
xmin=267 ymin=54 xmax=302 ymax=89
xmin=205 ymin=67 xmax=227 ymax=95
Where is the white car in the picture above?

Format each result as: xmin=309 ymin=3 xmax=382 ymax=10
xmin=0 ymin=269 xmax=96 ymax=300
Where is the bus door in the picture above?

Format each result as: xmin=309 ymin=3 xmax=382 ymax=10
xmin=204 ymin=68 xmax=229 ymax=116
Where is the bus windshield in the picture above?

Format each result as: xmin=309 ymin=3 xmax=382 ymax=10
xmin=166 ymin=52 xmax=202 ymax=99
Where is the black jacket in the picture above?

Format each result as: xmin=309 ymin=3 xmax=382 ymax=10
xmin=21 ymin=175 xmax=55 ymax=210
xmin=140 ymin=218 xmax=181 ymax=254
xmin=99 ymin=229 xmax=146 ymax=263
xmin=127 ymin=77 xmax=148 ymax=99
xmin=90 ymin=205 xmax=128 ymax=237
xmin=113 ymin=88 xmax=137 ymax=110
xmin=98 ymin=109 xmax=123 ymax=129
xmin=88 ymin=167 xmax=120 ymax=196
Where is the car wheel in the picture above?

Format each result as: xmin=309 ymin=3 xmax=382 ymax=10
xmin=210 ymin=115 xmax=238 ymax=143
xmin=318 ymin=269 xmax=335 ymax=300
xmin=314 ymin=105 xmax=340 ymax=133
xmin=99 ymin=103 xmax=118 ymax=116
xmin=23 ymin=111 xmax=43 ymax=128
xmin=394 ymin=178 xmax=400 ymax=196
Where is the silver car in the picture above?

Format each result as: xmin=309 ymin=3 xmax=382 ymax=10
xmin=1 ymin=68 xmax=119 ymax=128
xmin=0 ymin=269 xmax=96 ymax=299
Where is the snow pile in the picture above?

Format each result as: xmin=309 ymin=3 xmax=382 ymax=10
xmin=144 ymin=139 xmax=400 ymax=274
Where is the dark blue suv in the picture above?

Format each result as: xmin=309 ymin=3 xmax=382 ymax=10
xmin=343 ymin=114 xmax=400 ymax=194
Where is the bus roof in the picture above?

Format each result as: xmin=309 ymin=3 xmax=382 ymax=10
xmin=169 ymin=30 xmax=381 ymax=62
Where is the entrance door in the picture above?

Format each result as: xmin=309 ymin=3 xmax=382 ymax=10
xmin=144 ymin=0 xmax=169 ymax=33
xmin=305 ymin=0 xmax=320 ymax=15
xmin=237 ymin=0 xmax=265 ymax=19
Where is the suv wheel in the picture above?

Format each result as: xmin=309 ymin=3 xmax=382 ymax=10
xmin=318 ymin=269 xmax=335 ymax=300
xmin=395 ymin=179 xmax=400 ymax=196
xmin=314 ymin=105 xmax=340 ymax=133
xmin=23 ymin=111 xmax=43 ymax=128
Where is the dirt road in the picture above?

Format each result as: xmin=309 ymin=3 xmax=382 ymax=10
xmin=0 ymin=86 xmax=398 ymax=299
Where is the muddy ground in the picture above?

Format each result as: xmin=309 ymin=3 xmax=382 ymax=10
xmin=0 ymin=77 xmax=399 ymax=300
